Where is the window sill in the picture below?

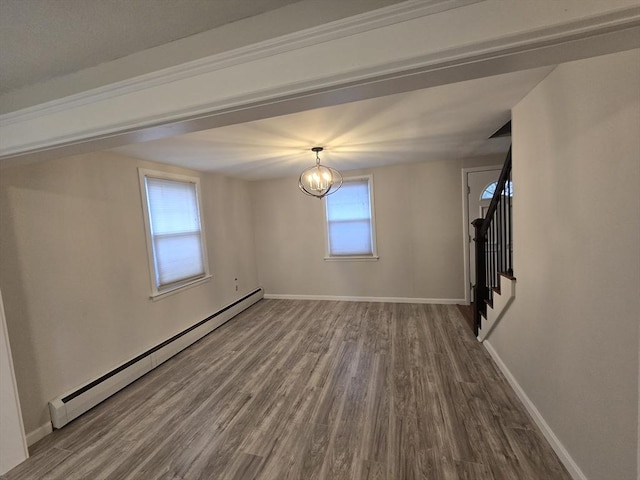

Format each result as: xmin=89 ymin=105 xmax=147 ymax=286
xmin=150 ymin=274 xmax=212 ymax=301
xmin=324 ymin=255 xmax=379 ymax=262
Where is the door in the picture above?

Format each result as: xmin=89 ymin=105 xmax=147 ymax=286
xmin=466 ymin=168 xmax=500 ymax=302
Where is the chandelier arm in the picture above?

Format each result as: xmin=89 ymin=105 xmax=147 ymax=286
xmin=323 ymin=168 xmax=343 ymax=196
xmin=298 ymin=146 xmax=340 ymax=199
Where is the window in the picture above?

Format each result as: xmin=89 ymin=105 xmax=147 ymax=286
xmin=481 ymin=180 xmax=514 ymax=200
xmin=324 ymin=175 xmax=378 ymax=260
xmin=138 ymin=169 xmax=210 ymax=297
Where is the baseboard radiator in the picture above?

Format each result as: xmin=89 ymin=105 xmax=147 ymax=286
xmin=48 ymin=288 xmax=263 ymax=429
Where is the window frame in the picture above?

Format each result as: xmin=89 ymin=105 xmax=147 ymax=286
xmin=323 ymin=174 xmax=379 ymax=261
xmin=138 ymin=168 xmax=211 ymax=299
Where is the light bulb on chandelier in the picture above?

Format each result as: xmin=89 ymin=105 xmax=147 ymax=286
xmin=298 ymin=147 xmax=343 ymax=199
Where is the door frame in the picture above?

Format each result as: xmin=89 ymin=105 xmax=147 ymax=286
xmin=461 ymin=165 xmax=502 ymax=305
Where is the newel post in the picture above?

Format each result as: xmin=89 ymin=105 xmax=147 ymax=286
xmin=472 ymin=218 xmax=486 ymax=337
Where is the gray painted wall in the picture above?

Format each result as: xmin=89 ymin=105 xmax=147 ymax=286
xmin=0 ymin=152 xmax=259 ymax=434
xmin=490 ymin=49 xmax=640 ymax=479
xmin=251 ymin=156 xmax=500 ymax=301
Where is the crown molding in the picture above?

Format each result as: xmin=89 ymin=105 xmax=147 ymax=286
xmin=0 ymin=0 xmax=479 ymax=127
xmin=0 ymin=2 xmax=638 ymax=160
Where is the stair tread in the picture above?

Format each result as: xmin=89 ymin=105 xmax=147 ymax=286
xmin=498 ymin=271 xmax=516 ymax=281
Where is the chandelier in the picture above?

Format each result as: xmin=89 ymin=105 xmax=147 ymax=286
xmin=298 ymin=147 xmax=343 ymax=199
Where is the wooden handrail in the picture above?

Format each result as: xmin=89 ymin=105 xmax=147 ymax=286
xmin=480 ymin=146 xmax=512 ymax=236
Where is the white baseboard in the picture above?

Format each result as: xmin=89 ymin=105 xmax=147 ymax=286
xmin=483 ymin=341 xmax=587 ymax=480
xmin=263 ymin=294 xmax=465 ymax=304
xmin=26 ymin=421 xmax=52 ymax=447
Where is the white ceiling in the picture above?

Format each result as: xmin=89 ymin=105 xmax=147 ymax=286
xmin=0 ymin=0 xmax=303 ymax=93
xmin=0 ymin=0 xmax=554 ymax=179
xmin=0 ymin=0 xmax=410 ymax=97
xmin=112 ymin=66 xmax=553 ymax=180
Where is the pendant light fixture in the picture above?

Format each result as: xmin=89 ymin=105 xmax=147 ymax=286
xmin=298 ymin=147 xmax=343 ymax=199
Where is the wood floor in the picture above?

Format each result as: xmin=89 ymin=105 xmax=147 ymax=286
xmin=3 ymin=300 xmax=571 ymax=480
xmin=456 ymin=303 xmax=474 ymax=333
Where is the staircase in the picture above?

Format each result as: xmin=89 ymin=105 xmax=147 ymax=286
xmin=477 ymin=272 xmax=515 ymax=341
xmin=472 ymin=146 xmax=515 ymax=340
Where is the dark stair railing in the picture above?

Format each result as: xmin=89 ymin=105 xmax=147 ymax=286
xmin=472 ymin=146 xmax=513 ymax=336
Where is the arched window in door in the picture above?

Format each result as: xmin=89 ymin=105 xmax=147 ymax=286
xmin=481 ymin=180 xmax=513 ymax=200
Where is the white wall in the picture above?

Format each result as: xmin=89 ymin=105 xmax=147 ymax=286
xmin=0 ymin=152 xmax=259 ymax=436
xmin=0 ymin=289 xmax=28 ymax=474
xmin=490 ymin=49 xmax=640 ymax=480
xmin=251 ymin=156 xmax=501 ymax=301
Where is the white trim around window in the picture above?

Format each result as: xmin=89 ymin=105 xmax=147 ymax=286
xmin=323 ymin=174 xmax=379 ymax=261
xmin=138 ymin=168 xmax=211 ymax=299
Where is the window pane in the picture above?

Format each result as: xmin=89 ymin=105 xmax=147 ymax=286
xmin=146 ymin=178 xmax=200 ymax=235
xmin=326 ymin=181 xmax=370 ymax=221
xmin=481 ymin=182 xmax=496 ymax=199
xmin=325 ymin=177 xmax=376 ymax=257
xmin=328 ymin=220 xmax=372 ymax=255
xmin=481 ymin=180 xmax=514 ymax=200
xmin=154 ymin=234 xmax=205 ymax=286
xmin=142 ymin=172 xmax=208 ymax=292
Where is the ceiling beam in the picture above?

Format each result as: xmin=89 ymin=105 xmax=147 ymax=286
xmin=0 ymin=0 xmax=638 ymax=165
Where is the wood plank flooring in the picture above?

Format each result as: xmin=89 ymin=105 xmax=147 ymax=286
xmin=3 ymin=300 xmax=571 ymax=480
xmin=456 ymin=303 xmax=474 ymax=332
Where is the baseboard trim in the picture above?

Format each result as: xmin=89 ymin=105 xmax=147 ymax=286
xmin=26 ymin=421 xmax=52 ymax=447
xmin=483 ymin=341 xmax=587 ymax=480
xmin=47 ymin=288 xmax=263 ymax=430
xmin=264 ymin=294 xmax=465 ymax=304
